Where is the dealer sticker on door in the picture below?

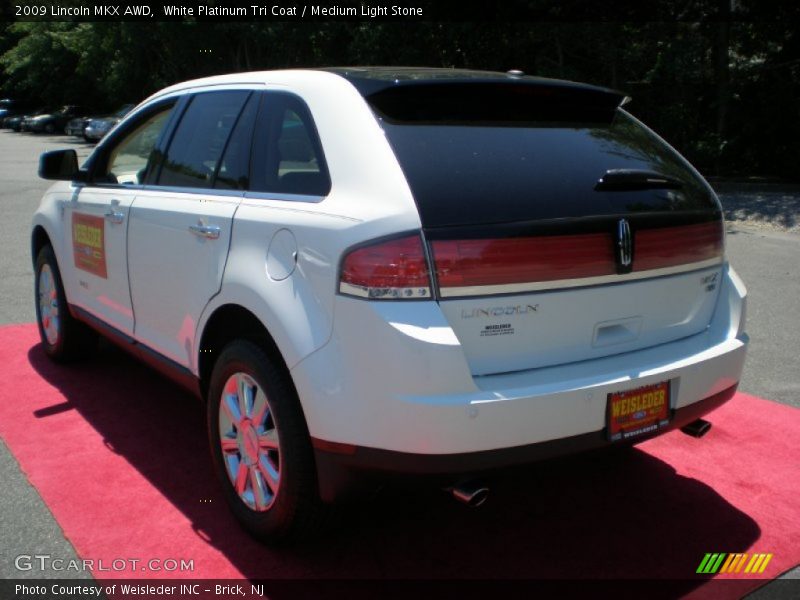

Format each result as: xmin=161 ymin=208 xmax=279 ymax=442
xmin=607 ymin=381 xmax=670 ymax=441
xmin=72 ymin=213 xmax=107 ymax=279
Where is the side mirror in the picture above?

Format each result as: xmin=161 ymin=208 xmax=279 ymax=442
xmin=38 ymin=149 xmax=86 ymax=181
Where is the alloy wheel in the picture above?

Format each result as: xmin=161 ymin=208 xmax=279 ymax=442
xmin=38 ymin=264 xmax=60 ymax=346
xmin=218 ymin=372 xmax=281 ymax=511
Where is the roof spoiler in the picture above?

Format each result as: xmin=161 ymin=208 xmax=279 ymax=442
xmin=363 ymin=80 xmax=627 ymax=125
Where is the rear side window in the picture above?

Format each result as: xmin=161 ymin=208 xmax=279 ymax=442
xmin=157 ymin=90 xmax=250 ymax=189
xmin=214 ymin=93 xmax=259 ymax=190
xmin=251 ymin=93 xmax=330 ymax=197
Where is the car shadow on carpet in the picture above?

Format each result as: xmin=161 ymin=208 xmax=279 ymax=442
xmin=27 ymin=341 xmax=760 ymax=594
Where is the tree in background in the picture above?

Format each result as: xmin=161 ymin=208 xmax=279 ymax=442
xmin=0 ymin=11 xmax=797 ymax=179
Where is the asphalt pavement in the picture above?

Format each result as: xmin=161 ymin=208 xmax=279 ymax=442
xmin=0 ymin=130 xmax=797 ymax=587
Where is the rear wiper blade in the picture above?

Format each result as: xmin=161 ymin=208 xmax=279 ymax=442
xmin=594 ymin=169 xmax=683 ymax=191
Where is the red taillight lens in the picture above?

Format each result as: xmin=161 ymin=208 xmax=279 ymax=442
xmin=431 ymin=233 xmax=616 ymax=294
xmin=430 ymin=221 xmax=723 ymax=297
xmin=339 ymin=235 xmax=432 ymax=299
xmin=341 ymin=222 xmax=723 ymax=300
xmin=634 ymin=221 xmax=724 ymax=272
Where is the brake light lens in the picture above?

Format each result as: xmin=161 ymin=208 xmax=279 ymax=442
xmin=430 ymin=221 xmax=723 ymax=297
xmin=634 ymin=221 xmax=723 ymax=271
xmin=431 ymin=233 xmax=616 ymax=294
xmin=339 ymin=235 xmax=432 ymax=299
xmin=341 ymin=221 xmax=723 ymax=300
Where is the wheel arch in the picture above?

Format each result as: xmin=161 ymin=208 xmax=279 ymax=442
xmin=197 ymin=304 xmax=292 ymax=402
xmin=31 ymin=224 xmax=53 ymax=267
xmin=31 ymin=224 xmax=69 ymax=303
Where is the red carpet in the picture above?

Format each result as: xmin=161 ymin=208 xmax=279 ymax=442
xmin=0 ymin=323 xmax=798 ymax=596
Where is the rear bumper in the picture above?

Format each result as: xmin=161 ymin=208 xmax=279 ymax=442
xmin=313 ymin=383 xmax=737 ymax=499
xmin=292 ymin=264 xmax=748 ymax=500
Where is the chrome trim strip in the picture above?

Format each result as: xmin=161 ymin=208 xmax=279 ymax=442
xmin=80 ymin=183 xmax=144 ymax=191
xmin=126 ymin=184 xmax=326 ymax=204
xmin=438 ymin=257 xmax=723 ymax=298
xmin=339 ymin=281 xmax=431 ymax=300
xmin=92 ymin=184 xmax=325 ymax=202
xmin=139 ymin=185 xmax=245 ymax=198
xmin=244 ymin=190 xmax=326 ymax=204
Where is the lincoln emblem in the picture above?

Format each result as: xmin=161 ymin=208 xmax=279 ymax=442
xmin=617 ymin=218 xmax=632 ymax=268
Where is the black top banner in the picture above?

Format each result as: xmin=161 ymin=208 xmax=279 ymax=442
xmin=2 ymin=0 xmax=797 ymax=23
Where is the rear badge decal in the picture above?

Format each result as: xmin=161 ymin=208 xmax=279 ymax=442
xmin=461 ymin=304 xmax=538 ymax=319
xmin=480 ymin=323 xmax=515 ymax=337
xmin=72 ymin=213 xmax=107 ymax=279
xmin=701 ymin=272 xmax=718 ymax=292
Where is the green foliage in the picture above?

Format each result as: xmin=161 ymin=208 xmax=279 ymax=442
xmin=0 ymin=18 xmax=797 ymax=178
xmin=2 ymin=23 xmax=85 ymax=106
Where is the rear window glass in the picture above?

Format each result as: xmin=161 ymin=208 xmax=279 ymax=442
xmin=375 ymin=102 xmax=716 ymax=229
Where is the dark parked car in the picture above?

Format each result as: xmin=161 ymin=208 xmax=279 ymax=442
xmin=5 ymin=114 xmax=23 ymax=130
xmin=1 ymin=101 xmax=37 ymax=128
xmin=83 ymin=104 xmax=135 ymax=141
xmin=27 ymin=105 xmax=84 ymax=134
xmin=65 ymin=116 xmax=90 ymax=137
xmin=0 ymin=98 xmax=16 ymax=123
xmin=7 ymin=107 xmax=48 ymax=131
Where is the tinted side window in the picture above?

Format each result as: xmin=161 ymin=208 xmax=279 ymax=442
xmin=251 ymin=94 xmax=330 ymax=197
xmin=158 ymin=90 xmax=250 ymax=189
xmin=214 ymin=93 xmax=259 ymax=191
xmin=102 ymin=105 xmax=174 ymax=185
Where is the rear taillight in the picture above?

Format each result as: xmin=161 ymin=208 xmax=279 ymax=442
xmin=341 ymin=221 xmax=723 ymax=300
xmin=339 ymin=235 xmax=432 ymax=299
xmin=431 ymin=234 xmax=615 ymax=296
xmin=634 ymin=221 xmax=724 ymax=272
xmin=429 ymin=220 xmax=723 ymax=297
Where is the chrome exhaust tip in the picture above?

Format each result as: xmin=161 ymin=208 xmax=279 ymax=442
xmin=681 ymin=418 xmax=712 ymax=438
xmin=449 ymin=481 xmax=489 ymax=508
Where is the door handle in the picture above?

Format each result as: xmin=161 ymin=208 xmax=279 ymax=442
xmin=104 ymin=210 xmax=124 ymax=224
xmin=189 ymin=224 xmax=221 ymax=240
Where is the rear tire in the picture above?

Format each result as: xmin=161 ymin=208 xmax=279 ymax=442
xmin=207 ymin=339 xmax=325 ymax=543
xmin=34 ymin=244 xmax=97 ymax=362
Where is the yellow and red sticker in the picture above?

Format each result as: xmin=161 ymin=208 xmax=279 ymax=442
xmin=72 ymin=213 xmax=107 ymax=279
xmin=607 ymin=381 xmax=670 ymax=441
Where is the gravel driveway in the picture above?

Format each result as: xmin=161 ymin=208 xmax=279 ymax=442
xmin=715 ymin=182 xmax=800 ymax=235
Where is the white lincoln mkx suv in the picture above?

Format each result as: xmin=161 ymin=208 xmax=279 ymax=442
xmin=32 ymin=68 xmax=747 ymax=541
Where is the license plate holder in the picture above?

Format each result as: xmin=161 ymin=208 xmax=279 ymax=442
xmin=607 ymin=381 xmax=671 ymax=442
